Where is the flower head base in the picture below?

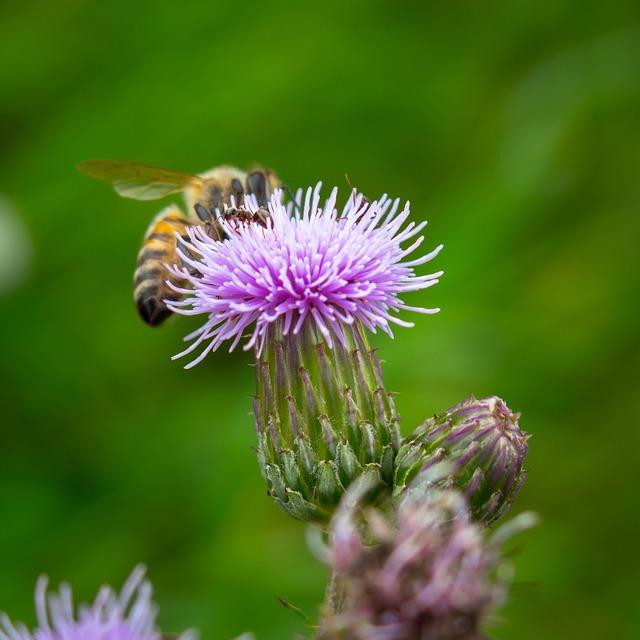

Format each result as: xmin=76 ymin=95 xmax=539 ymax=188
xmin=255 ymin=319 xmax=400 ymax=523
xmin=395 ymin=396 xmax=529 ymax=524
xmin=321 ymin=480 xmax=537 ymax=640
xmin=168 ymin=184 xmax=443 ymax=366
xmin=0 ymin=566 xmax=195 ymax=640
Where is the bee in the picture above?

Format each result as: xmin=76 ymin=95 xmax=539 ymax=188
xmin=78 ymin=159 xmax=280 ymax=326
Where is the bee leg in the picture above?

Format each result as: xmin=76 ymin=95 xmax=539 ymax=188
xmin=246 ymin=170 xmax=268 ymax=206
xmin=206 ymin=186 xmax=222 ymax=213
xmin=194 ymin=203 xmax=212 ymax=222
xmin=203 ymin=222 xmax=222 ymax=241
xmin=178 ymin=235 xmax=200 ymax=276
xmin=195 ymin=201 xmax=227 ymax=240
xmin=231 ymin=177 xmax=244 ymax=206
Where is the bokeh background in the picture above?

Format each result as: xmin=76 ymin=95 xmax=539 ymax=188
xmin=1 ymin=1 xmax=639 ymax=638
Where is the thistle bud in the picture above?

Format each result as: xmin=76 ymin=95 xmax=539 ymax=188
xmin=394 ymin=396 xmax=529 ymax=524
xmin=255 ymin=320 xmax=400 ymax=523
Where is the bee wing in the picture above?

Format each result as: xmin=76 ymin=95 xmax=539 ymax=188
xmin=77 ymin=159 xmax=201 ymax=201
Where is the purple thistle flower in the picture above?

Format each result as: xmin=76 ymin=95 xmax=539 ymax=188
xmin=321 ymin=481 xmax=537 ymax=640
xmin=168 ymin=184 xmax=443 ymax=367
xmin=167 ymin=183 xmax=442 ymax=521
xmin=0 ymin=566 xmax=195 ymax=640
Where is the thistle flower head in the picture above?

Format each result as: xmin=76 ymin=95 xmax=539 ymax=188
xmin=0 ymin=566 xmax=195 ymax=640
xmin=323 ymin=482 xmax=536 ymax=640
xmin=168 ymin=184 xmax=443 ymax=366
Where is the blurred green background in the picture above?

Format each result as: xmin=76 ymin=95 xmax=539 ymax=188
xmin=1 ymin=1 xmax=639 ymax=638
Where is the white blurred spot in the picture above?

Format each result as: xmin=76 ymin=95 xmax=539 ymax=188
xmin=0 ymin=195 xmax=32 ymax=295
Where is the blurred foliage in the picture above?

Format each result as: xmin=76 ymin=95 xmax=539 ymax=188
xmin=0 ymin=1 xmax=639 ymax=638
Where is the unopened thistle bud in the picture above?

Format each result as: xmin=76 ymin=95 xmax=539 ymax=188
xmin=320 ymin=480 xmax=537 ymax=640
xmin=168 ymin=184 xmax=443 ymax=522
xmin=394 ymin=396 xmax=529 ymax=524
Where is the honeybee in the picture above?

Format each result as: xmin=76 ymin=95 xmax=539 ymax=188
xmin=78 ymin=159 xmax=280 ymax=326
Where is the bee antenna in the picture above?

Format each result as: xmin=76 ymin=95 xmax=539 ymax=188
xmin=282 ymin=184 xmax=302 ymax=214
xmin=344 ymin=173 xmax=361 ymax=209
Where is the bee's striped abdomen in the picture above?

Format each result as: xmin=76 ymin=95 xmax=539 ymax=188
xmin=134 ymin=205 xmax=192 ymax=326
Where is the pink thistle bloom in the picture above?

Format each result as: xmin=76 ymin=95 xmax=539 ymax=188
xmin=0 ymin=566 xmax=195 ymax=640
xmin=323 ymin=484 xmax=537 ymax=640
xmin=168 ymin=184 xmax=443 ymax=367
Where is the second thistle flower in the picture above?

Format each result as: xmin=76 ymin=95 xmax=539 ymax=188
xmin=169 ymin=185 xmax=443 ymax=523
xmin=320 ymin=480 xmax=537 ymax=640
